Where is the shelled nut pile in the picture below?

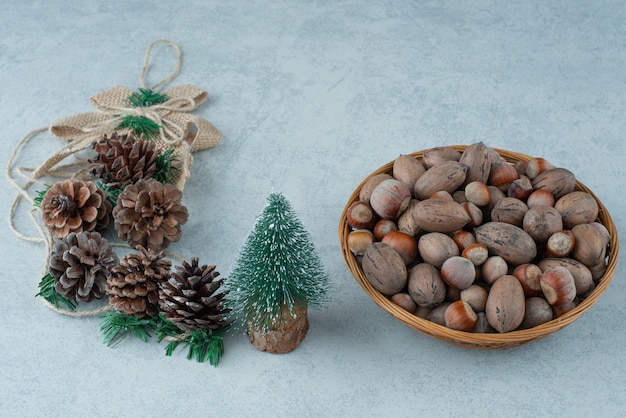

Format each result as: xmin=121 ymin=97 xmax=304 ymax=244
xmin=345 ymin=142 xmax=611 ymax=333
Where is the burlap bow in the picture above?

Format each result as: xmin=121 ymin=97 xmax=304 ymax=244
xmin=45 ymin=84 xmax=221 ymax=191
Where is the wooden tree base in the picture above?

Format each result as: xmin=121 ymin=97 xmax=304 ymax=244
xmin=246 ymin=304 xmax=309 ymax=354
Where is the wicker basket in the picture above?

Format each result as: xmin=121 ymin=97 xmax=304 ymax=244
xmin=339 ymin=146 xmax=620 ymax=349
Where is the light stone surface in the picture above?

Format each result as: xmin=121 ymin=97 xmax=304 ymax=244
xmin=1 ymin=1 xmax=625 ymax=417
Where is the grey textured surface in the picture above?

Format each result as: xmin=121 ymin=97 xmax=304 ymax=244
xmin=2 ymin=1 xmax=625 ymax=417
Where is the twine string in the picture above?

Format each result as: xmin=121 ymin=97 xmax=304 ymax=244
xmin=140 ymin=39 xmax=182 ymax=91
xmin=6 ymin=40 xmax=199 ymax=319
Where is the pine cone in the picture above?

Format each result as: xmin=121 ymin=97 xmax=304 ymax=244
xmin=41 ymin=179 xmax=112 ymax=239
xmin=159 ymin=258 xmax=231 ymax=332
xmin=112 ymin=178 xmax=188 ymax=251
xmin=49 ymin=231 xmax=118 ymax=303
xmin=89 ymin=132 xmax=158 ymax=189
xmin=106 ymin=246 xmax=172 ymax=318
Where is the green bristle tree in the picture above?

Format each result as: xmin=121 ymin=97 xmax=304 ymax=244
xmin=226 ymin=192 xmax=330 ymax=353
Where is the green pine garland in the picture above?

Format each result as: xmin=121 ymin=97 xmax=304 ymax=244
xmin=97 ymin=312 xmax=227 ymax=366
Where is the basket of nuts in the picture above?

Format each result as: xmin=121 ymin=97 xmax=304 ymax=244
xmin=339 ymin=143 xmax=619 ymax=349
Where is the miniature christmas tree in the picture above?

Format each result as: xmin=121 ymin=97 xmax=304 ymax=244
xmin=227 ymin=192 xmax=330 ymax=353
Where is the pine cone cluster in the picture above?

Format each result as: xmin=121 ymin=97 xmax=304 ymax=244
xmin=106 ymin=246 xmax=172 ymax=318
xmin=49 ymin=231 xmax=118 ymax=302
xmin=89 ymin=132 xmax=158 ymax=189
xmin=159 ymin=258 xmax=230 ymax=332
xmin=112 ymin=178 xmax=188 ymax=251
xmin=41 ymin=179 xmax=112 ymax=239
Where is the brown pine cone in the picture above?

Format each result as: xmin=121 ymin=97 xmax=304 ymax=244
xmin=89 ymin=132 xmax=158 ymax=189
xmin=159 ymin=258 xmax=231 ymax=332
xmin=106 ymin=246 xmax=172 ymax=318
xmin=49 ymin=231 xmax=118 ymax=302
xmin=41 ymin=179 xmax=112 ymax=239
xmin=112 ymin=178 xmax=188 ymax=251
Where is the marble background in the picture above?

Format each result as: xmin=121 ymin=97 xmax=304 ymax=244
xmin=1 ymin=1 xmax=625 ymax=417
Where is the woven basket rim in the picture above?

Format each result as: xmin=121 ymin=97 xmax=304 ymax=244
xmin=338 ymin=145 xmax=620 ymax=349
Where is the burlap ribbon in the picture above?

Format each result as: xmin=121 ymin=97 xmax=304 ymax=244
xmin=44 ymin=83 xmax=221 ymax=190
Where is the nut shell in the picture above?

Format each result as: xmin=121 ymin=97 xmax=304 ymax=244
xmin=460 ymin=284 xmax=488 ymax=313
xmin=519 ymin=297 xmax=553 ymax=329
xmin=523 ymin=206 xmax=563 ymax=242
xmin=526 ymin=189 xmax=555 ymax=208
xmin=555 ymin=191 xmax=599 ymax=229
xmin=422 ymin=146 xmax=462 ymax=168
xmin=407 ymin=263 xmax=447 ymax=308
xmin=540 ymin=266 xmax=576 ymax=306
xmin=362 ymin=242 xmax=407 ymax=295
xmin=359 ymin=173 xmax=393 ymax=203
xmin=464 ymin=181 xmax=490 ymax=207
xmin=485 ymin=275 xmax=526 ymax=333
xmin=382 ymin=230 xmax=418 ymax=264
xmin=474 ymin=222 xmax=537 ymax=265
xmin=490 ymin=197 xmax=528 ymax=227
xmin=346 ymin=200 xmax=376 ymax=230
xmin=393 ymin=154 xmax=426 ymax=190
xmin=441 ymin=256 xmax=476 ymax=290
xmin=538 ymin=258 xmax=595 ymax=297
xmin=531 ymin=167 xmax=576 ymax=200
xmin=481 ymin=256 xmax=508 ymax=285
xmin=411 ymin=199 xmax=471 ymax=233
xmin=413 ymin=161 xmax=468 ymax=199
xmin=571 ymin=223 xmax=607 ymax=267
xmin=370 ymin=179 xmax=412 ymax=219
xmin=459 ymin=141 xmax=491 ymax=185
xmin=373 ymin=219 xmax=398 ymax=240
xmin=390 ymin=293 xmax=417 ymax=313
xmin=445 ymin=300 xmax=478 ymax=331
xmin=418 ymin=232 xmax=459 ymax=268
xmin=347 ymin=229 xmax=374 ymax=256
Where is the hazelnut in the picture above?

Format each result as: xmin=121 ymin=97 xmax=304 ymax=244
xmin=346 ymin=200 xmax=376 ymax=230
xmin=526 ymin=189 xmax=555 ymax=208
xmin=512 ymin=263 xmax=543 ymax=297
xmin=481 ymin=256 xmax=508 ymax=285
xmin=441 ymin=256 xmax=476 ymax=290
xmin=373 ymin=219 xmax=398 ymax=240
xmin=347 ymin=229 xmax=374 ymax=256
xmin=540 ymin=267 xmax=576 ymax=306
xmin=382 ymin=230 xmax=418 ymax=264
xmin=369 ymin=179 xmax=412 ymax=220
xmin=418 ymin=232 xmax=459 ymax=268
xmin=445 ymin=300 xmax=478 ymax=331
xmin=464 ymin=181 xmax=490 ymax=207
xmin=390 ymin=293 xmax=417 ymax=313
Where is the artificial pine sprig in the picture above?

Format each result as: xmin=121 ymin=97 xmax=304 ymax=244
xmin=153 ymin=314 xmax=228 ymax=366
xmin=128 ymin=88 xmax=168 ymax=108
xmin=117 ymin=115 xmax=161 ymax=139
xmin=153 ymin=313 xmax=182 ymax=343
xmin=96 ymin=181 xmax=123 ymax=207
xmin=33 ymin=184 xmax=52 ymax=207
xmin=154 ymin=148 xmax=179 ymax=184
xmin=187 ymin=328 xmax=227 ymax=366
xmin=36 ymin=274 xmax=77 ymax=311
xmin=99 ymin=310 xmax=154 ymax=347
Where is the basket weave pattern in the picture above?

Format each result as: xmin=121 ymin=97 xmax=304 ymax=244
xmin=339 ymin=146 xmax=620 ymax=349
